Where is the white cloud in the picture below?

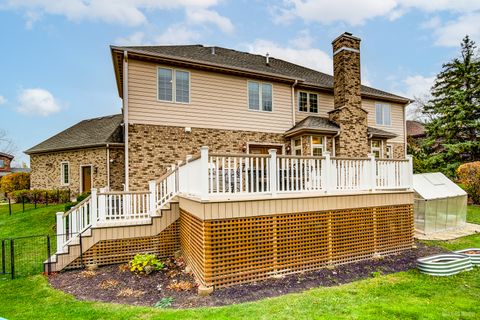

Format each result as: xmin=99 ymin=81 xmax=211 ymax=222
xmin=186 ymin=8 xmax=234 ymax=34
xmin=0 ymin=95 xmax=6 ymax=105
xmin=401 ymin=75 xmax=435 ymax=98
xmin=430 ymin=13 xmax=480 ymax=47
xmin=115 ymin=32 xmax=148 ymax=46
xmin=246 ymin=39 xmax=333 ymax=75
xmin=154 ymin=25 xmax=201 ymax=45
xmin=17 ymin=88 xmax=61 ymax=116
xmin=273 ymin=0 xmax=480 ymax=26
xmin=2 ymin=0 xmax=221 ymax=27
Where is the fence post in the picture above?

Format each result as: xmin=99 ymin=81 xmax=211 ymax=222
xmin=322 ymin=151 xmax=331 ymax=193
xmin=406 ymin=154 xmax=413 ymax=189
xmin=22 ymin=195 xmax=25 ymax=212
xmin=46 ymin=191 xmax=48 ymax=207
xmin=90 ymin=188 xmax=98 ymax=222
xmin=8 ymin=197 xmax=11 ymax=216
xmin=149 ymin=180 xmax=157 ymax=215
xmin=268 ymin=149 xmax=277 ymax=196
xmin=34 ymin=192 xmax=37 ymax=209
xmin=98 ymin=188 xmax=106 ymax=222
xmin=10 ymin=239 xmax=14 ymax=279
xmin=46 ymin=235 xmax=51 ymax=275
xmin=200 ymin=146 xmax=209 ymax=201
xmin=368 ymin=153 xmax=376 ymax=191
xmin=56 ymin=212 xmax=64 ymax=253
xmin=1 ymin=240 xmax=5 ymax=274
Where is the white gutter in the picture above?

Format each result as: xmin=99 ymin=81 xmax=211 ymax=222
xmin=291 ymin=80 xmax=299 ymax=125
xmin=123 ymin=51 xmax=129 ymax=191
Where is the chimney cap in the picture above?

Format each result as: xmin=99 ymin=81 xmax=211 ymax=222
xmin=332 ymin=32 xmax=361 ymax=44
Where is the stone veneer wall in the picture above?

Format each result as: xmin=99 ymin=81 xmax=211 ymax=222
xmin=30 ymin=147 xmax=124 ymax=195
xmin=128 ymin=124 xmax=287 ymax=190
xmin=108 ymin=147 xmax=125 ymax=191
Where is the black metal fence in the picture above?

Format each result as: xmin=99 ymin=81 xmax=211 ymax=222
xmin=0 ymin=233 xmax=80 ymax=279
xmin=3 ymin=189 xmax=71 ymax=215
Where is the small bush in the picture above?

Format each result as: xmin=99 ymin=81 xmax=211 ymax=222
xmin=8 ymin=189 xmax=70 ymax=204
xmin=129 ymin=253 xmax=164 ymax=275
xmin=0 ymin=172 xmax=30 ymax=193
xmin=154 ymin=297 xmax=174 ymax=308
xmin=76 ymin=191 xmax=91 ymax=203
xmin=457 ymin=162 xmax=480 ymax=204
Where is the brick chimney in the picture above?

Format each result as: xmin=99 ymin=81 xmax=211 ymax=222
xmin=328 ymin=32 xmax=368 ymax=157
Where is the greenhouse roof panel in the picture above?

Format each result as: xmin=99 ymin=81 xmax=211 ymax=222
xmin=413 ymin=172 xmax=467 ymax=200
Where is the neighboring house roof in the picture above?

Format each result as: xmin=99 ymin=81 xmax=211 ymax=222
xmin=284 ymin=116 xmax=397 ymax=139
xmin=111 ymin=45 xmax=411 ymax=104
xmin=25 ymin=114 xmax=124 ymax=154
xmin=0 ymin=152 xmax=14 ymax=159
xmin=0 ymin=167 xmax=31 ymax=176
xmin=406 ymin=120 xmax=426 ymax=138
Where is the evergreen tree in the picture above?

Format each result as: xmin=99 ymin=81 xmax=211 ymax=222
xmin=422 ymin=35 xmax=480 ymax=177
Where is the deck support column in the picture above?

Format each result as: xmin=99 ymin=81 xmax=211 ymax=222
xmin=322 ymin=151 xmax=331 ymax=193
xmin=56 ymin=212 xmax=65 ymax=253
xmin=368 ymin=153 xmax=376 ymax=191
xmin=200 ymin=146 xmax=209 ymax=201
xmin=268 ymin=149 xmax=277 ymax=196
xmin=149 ymin=180 xmax=157 ymax=215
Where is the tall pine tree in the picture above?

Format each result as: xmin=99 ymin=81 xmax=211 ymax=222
xmin=422 ymin=35 xmax=480 ymax=177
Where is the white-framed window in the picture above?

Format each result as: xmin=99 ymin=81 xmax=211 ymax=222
xmin=248 ymin=81 xmax=273 ymax=111
xmin=157 ymin=67 xmax=190 ymax=103
xmin=386 ymin=145 xmax=393 ymax=159
xmin=311 ymin=136 xmax=325 ymax=156
xmin=0 ymin=159 xmax=4 ymax=168
xmin=298 ymin=91 xmax=318 ymax=113
xmin=292 ymin=138 xmax=302 ymax=155
xmin=375 ymin=103 xmax=391 ymax=126
xmin=61 ymin=162 xmax=70 ymax=185
xmin=371 ymin=140 xmax=382 ymax=158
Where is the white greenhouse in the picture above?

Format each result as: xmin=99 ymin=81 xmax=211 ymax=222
xmin=413 ymin=172 xmax=468 ymax=235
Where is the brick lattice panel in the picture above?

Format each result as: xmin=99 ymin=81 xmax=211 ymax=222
xmin=67 ymin=220 xmax=180 ymax=269
xmin=180 ymin=204 xmax=414 ymax=288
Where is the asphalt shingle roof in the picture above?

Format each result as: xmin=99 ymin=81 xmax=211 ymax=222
xmin=406 ymin=120 xmax=426 ymax=137
xmin=25 ymin=114 xmax=124 ymax=154
xmin=112 ymin=44 xmax=410 ymax=103
xmin=285 ymin=116 xmax=397 ymax=139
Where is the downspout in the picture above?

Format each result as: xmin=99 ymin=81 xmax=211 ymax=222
xmin=291 ymin=80 xmax=299 ymax=126
xmin=123 ymin=51 xmax=129 ymax=191
xmin=368 ymin=132 xmax=373 ymax=155
xmin=106 ymin=144 xmax=110 ymax=189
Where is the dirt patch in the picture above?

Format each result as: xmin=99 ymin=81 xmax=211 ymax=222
xmin=49 ymin=243 xmax=446 ymax=309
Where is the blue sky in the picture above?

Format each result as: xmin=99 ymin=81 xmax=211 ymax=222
xmin=1 ymin=0 xmax=479 ymax=165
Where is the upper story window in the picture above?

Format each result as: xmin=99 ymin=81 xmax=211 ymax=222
xmin=311 ymin=136 xmax=324 ymax=156
xmin=158 ymin=68 xmax=190 ymax=103
xmin=61 ymin=162 xmax=69 ymax=185
xmin=0 ymin=159 xmax=4 ymax=168
xmin=248 ymin=81 xmax=272 ymax=111
xmin=375 ymin=103 xmax=391 ymax=126
xmin=292 ymin=138 xmax=302 ymax=155
xmin=298 ymin=92 xmax=318 ymax=113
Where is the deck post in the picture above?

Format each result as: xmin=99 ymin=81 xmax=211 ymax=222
xmin=368 ymin=153 xmax=376 ymax=191
xmin=200 ymin=146 xmax=210 ymax=201
xmin=268 ymin=149 xmax=277 ymax=196
xmin=406 ymin=154 xmax=413 ymax=189
xmin=98 ymin=187 xmax=107 ymax=222
xmin=322 ymin=151 xmax=331 ymax=193
xmin=149 ymin=180 xmax=157 ymax=215
xmin=56 ymin=212 xmax=65 ymax=253
xmin=90 ymin=188 xmax=98 ymax=222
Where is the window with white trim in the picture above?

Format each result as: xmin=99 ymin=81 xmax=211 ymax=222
xmin=375 ymin=103 xmax=391 ymax=126
xmin=311 ymin=136 xmax=324 ymax=156
xmin=298 ymin=91 xmax=318 ymax=113
xmin=157 ymin=68 xmax=190 ymax=103
xmin=386 ymin=145 xmax=393 ymax=159
xmin=61 ymin=162 xmax=69 ymax=185
xmin=371 ymin=140 xmax=382 ymax=158
xmin=292 ymin=138 xmax=302 ymax=155
xmin=248 ymin=81 xmax=272 ymax=111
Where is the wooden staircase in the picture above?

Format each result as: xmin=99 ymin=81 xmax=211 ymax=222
xmin=45 ymin=201 xmax=180 ymax=272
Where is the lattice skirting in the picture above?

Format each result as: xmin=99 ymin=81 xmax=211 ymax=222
xmin=67 ymin=220 xmax=181 ymax=269
xmin=180 ymin=204 xmax=414 ymax=288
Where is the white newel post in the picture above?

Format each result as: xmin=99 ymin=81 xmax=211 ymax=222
xmin=268 ymin=149 xmax=277 ymax=196
xmin=406 ymin=154 xmax=413 ymax=189
xmin=322 ymin=151 xmax=331 ymax=193
xmin=200 ymin=146 xmax=209 ymax=201
xmin=56 ymin=212 xmax=65 ymax=253
xmin=90 ymin=188 xmax=98 ymax=222
xmin=149 ymin=180 xmax=157 ymax=215
xmin=98 ymin=187 xmax=107 ymax=222
xmin=368 ymin=153 xmax=376 ymax=191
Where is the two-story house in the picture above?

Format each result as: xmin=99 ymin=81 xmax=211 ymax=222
xmin=35 ymin=33 xmax=415 ymax=292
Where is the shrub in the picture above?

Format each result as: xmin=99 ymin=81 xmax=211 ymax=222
xmin=8 ymin=189 xmax=70 ymax=204
xmin=457 ymin=162 xmax=480 ymax=204
xmin=129 ymin=253 xmax=164 ymax=275
xmin=0 ymin=172 xmax=30 ymax=193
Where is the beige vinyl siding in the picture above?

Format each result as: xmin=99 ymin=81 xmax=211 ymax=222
xmin=128 ymin=59 xmax=294 ymax=133
xmin=294 ymin=90 xmax=333 ymax=122
xmin=362 ymin=99 xmax=405 ymax=143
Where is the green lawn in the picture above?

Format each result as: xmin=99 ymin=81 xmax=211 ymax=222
xmin=467 ymin=205 xmax=480 ymax=225
xmin=0 ymin=205 xmax=478 ymax=319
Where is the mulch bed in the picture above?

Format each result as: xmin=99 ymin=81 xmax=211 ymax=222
xmin=49 ymin=242 xmax=446 ymax=309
